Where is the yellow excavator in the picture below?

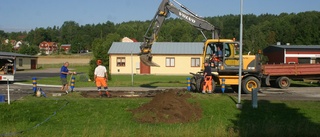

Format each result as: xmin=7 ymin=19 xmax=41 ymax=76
xmin=140 ymin=0 xmax=262 ymax=94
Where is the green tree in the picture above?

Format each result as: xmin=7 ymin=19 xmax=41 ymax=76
xmin=0 ymin=43 xmax=13 ymax=52
xmin=18 ymin=44 xmax=39 ymax=55
xmin=0 ymin=30 xmax=8 ymax=38
xmin=294 ymin=11 xmax=320 ymax=44
xmin=60 ymin=21 xmax=80 ymax=53
xmin=60 ymin=21 xmax=79 ymax=43
xmin=244 ymin=22 xmax=269 ymax=54
xmin=23 ymin=28 xmax=48 ymax=46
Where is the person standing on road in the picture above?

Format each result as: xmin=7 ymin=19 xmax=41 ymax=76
xmin=202 ymin=61 xmax=213 ymax=94
xmin=60 ymin=62 xmax=75 ymax=94
xmin=94 ymin=59 xmax=110 ymax=97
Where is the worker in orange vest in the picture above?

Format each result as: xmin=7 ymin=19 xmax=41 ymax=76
xmin=202 ymin=61 xmax=213 ymax=94
xmin=94 ymin=59 xmax=111 ymax=97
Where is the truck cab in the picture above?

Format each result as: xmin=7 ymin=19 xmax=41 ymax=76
xmin=0 ymin=56 xmax=15 ymax=81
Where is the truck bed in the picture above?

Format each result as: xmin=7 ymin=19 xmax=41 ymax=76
xmin=262 ymin=64 xmax=320 ymax=76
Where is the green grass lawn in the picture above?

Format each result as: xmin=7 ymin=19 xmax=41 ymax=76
xmin=25 ymin=74 xmax=190 ymax=87
xmin=1 ymin=93 xmax=320 ymax=137
xmin=23 ymin=65 xmax=190 ymax=87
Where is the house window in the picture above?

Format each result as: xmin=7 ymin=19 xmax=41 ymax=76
xmin=117 ymin=57 xmax=126 ymax=66
xmin=19 ymin=59 xmax=23 ymax=67
xmin=166 ymin=57 xmax=175 ymax=67
xmin=298 ymin=58 xmax=310 ymax=64
xmin=316 ymin=58 xmax=320 ymax=64
xmin=191 ymin=58 xmax=200 ymax=67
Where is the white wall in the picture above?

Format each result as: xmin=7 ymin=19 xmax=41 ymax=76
xmin=151 ymin=55 xmax=202 ymax=75
xmin=109 ymin=54 xmax=141 ymax=74
xmin=16 ymin=57 xmax=32 ymax=70
xmin=109 ymin=54 xmax=202 ymax=75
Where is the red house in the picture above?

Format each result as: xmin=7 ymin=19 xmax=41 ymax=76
xmin=60 ymin=44 xmax=71 ymax=53
xmin=39 ymin=41 xmax=58 ymax=55
xmin=263 ymin=45 xmax=320 ymax=64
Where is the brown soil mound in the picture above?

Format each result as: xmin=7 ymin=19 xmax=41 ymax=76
xmin=131 ymin=89 xmax=202 ymax=124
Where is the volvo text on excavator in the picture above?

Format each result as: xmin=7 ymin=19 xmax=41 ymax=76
xmin=140 ymin=0 xmax=262 ymax=94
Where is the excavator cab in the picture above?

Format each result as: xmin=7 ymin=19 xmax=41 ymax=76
xmin=206 ymin=42 xmax=223 ymax=69
xmin=203 ymin=40 xmax=260 ymax=74
xmin=204 ymin=40 xmax=237 ymax=70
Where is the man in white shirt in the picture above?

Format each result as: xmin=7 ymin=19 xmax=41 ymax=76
xmin=94 ymin=59 xmax=110 ymax=97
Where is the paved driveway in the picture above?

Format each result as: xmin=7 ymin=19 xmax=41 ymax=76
xmin=14 ymin=68 xmax=60 ymax=82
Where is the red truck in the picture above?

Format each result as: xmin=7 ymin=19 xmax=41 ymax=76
xmin=262 ymin=63 xmax=320 ymax=88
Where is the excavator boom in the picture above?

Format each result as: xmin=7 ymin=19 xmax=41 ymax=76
xmin=140 ymin=0 xmax=219 ymax=66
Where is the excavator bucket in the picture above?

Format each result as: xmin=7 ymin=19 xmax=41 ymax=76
xmin=140 ymin=54 xmax=160 ymax=67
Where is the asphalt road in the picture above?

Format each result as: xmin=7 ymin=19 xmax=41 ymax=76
xmin=14 ymin=68 xmax=60 ymax=82
xmin=234 ymin=87 xmax=320 ymax=101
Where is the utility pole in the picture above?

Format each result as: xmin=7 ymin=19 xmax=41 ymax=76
xmin=237 ymin=0 xmax=243 ymax=109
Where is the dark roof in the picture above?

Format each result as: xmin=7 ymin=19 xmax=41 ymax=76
xmin=152 ymin=42 xmax=203 ymax=54
xmin=108 ymin=42 xmax=140 ymax=54
xmin=108 ymin=42 xmax=203 ymax=55
xmin=0 ymin=51 xmax=37 ymax=58
xmin=61 ymin=44 xmax=71 ymax=47
xmin=269 ymin=45 xmax=320 ymax=49
xmin=263 ymin=45 xmax=320 ymax=53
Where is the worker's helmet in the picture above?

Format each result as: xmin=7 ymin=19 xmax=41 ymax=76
xmin=96 ymin=59 xmax=102 ymax=65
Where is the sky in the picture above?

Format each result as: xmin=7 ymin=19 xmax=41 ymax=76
xmin=0 ymin=0 xmax=319 ymax=32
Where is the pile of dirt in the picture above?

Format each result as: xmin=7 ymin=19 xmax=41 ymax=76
xmin=131 ymin=89 xmax=202 ymax=124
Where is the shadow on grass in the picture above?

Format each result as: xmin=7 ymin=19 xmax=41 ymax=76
xmin=231 ymin=100 xmax=320 ymax=137
xmin=140 ymin=82 xmax=159 ymax=88
xmin=214 ymin=86 xmax=236 ymax=94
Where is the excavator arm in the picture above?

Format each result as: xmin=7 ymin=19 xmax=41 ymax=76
xmin=140 ymin=0 xmax=220 ymax=66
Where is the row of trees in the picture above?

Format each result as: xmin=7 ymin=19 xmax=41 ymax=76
xmin=1 ymin=11 xmax=319 ymax=55
xmin=1 ymin=11 xmax=319 ymax=79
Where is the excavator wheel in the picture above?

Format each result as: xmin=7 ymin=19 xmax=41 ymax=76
xmin=211 ymin=79 xmax=216 ymax=93
xmin=196 ymin=78 xmax=204 ymax=92
xmin=190 ymin=77 xmax=197 ymax=92
xmin=242 ymin=76 xmax=260 ymax=94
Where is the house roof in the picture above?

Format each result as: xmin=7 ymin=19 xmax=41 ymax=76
xmin=39 ymin=41 xmax=57 ymax=47
xmin=108 ymin=42 xmax=203 ymax=55
xmin=263 ymin=45 xmax=320 ymax=53
xmin=0 ymin=51 xmax=37 ymax=58
xmin=61 ymin=44 xmax=71 ymax=47
xmin=268 ymin=45 xmax=320 ymax=49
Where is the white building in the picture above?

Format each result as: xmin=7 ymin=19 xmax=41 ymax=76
xmin=108 ymin=42 xmax=203 ymax=75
